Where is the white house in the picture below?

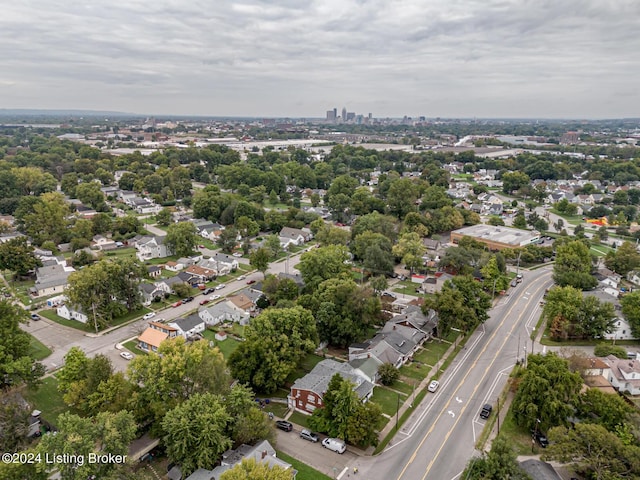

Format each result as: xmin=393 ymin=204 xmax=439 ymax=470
xmin=604 ymin=317 xmax=638 ymax=341
xmin=135 ymin=236 xmax=172 ymax=261
xmin=199 ymin=301 xmax=250 ymax=326
xmin=56 ymin=304 xmax=89 ymax=323
xmin=168 ymin=314 xmax=206 ymax=338
xmin=278 ymin=227 xmax=312 ymax=249
xmin=603 ymin=355 xmax=640 ymax=395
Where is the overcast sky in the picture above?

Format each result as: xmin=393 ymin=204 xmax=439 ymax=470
xmin=1 ymin=0 xmax=638 ymax=119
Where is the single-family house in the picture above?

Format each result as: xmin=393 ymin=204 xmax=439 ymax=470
xmin=132 ymin=197 xmax=161 ymax=215
xmin=147 ymin=265 xmax=162 ymax=278
xmin=199 ymin=301 xmax=250 ymax=326
xmin=139 ymin=283 xmax=165 ymax=306
xmin=137 ymin=321 xmax=179 ymax=352
xmin=56 ymin=304 xmax=88 ymax=323
xmin=278 ymin=227 xmax=312 ymax=249
xmin=382 ymin=306 xmax=438 ymax=344
xmin=289 ymin=359 xmax=374 ymax=414
xmin=155 ymin=275 xmax=188 ymax=295
xmin=349 ymin=356 xmax=383 ymax=384
xmin=184 ymin=440 xmax=296 ymax=480
xmin=227 ymin=293 xmax=255 ymax=313
xmin=168 ymin=314 xmax=205 ymax=338
xmin=349 ymin=330 xmax=420 ymax=368
xmin=207 ymin=253 xmax=239 ymax=276
xmin=184 ymin=265 xmax=217 ymax=283
xmin=604 ymin=317 xmax=638 ymax=341
xmin=602 ymin=355 xmax=640 ymax=395
xmin=30 ymin=262 xmax=75 ymax=297
xmin=92 ymin=235 xmax=116 ymax=251
xmin=135 ymin=236 xmax=172 ymax=261
xmin=117 ymin=190 xmax=137 ymax=204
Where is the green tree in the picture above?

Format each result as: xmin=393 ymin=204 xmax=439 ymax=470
xmin=75 ymin=182 xmax=105 ymax=209
xmin=128 ymin=337 xmax=230 ymax=428
xmin=163 ymin=393 xmax=232 ymax=476
xmin=155 ymin=208 xmax=172 ymax=226
xmin=219 ymin=458 xmax=294 ymax=480
xmin=462 ymin=437 xmax=531 ymax=480
xmin=217 ymin=227 xmax=239 ymax=254
xmin=553 ymin=240 xmax=597 ymax=290
xmin=577 ymin=388 xmax=635 ymax=433
xmin=0 ymin=236 xmax=41 ymax=277
xmin=392 ymin=232 xmax=426 ymax=274
xmin=545 ymin=423 xmax=640 ymax=480
xmin=264 ymin=234 xmax=282 ymax=258
xmin=36 ymin=411 xmax=137 ymax=480
xmin=604 ymin=241 xmax=640 ymax=276
xmin=60 ymin=354 xmax=114 ymax=415
xmin=0 ymin=390 xmax=31 ymax=452
xmin=21 ymin=192 xmax=70 ymax=245
xmin=511 ymin=353 xmax=582 ymax=433
xmin=427 ymin=275 xmax=491 ymax=337
xmin=250 ymin=247 xmax=271 ymax=278
xmin=386 ymin=178 xmax=420 ymax=218
xmin=165 ymin=221 xmax=197 ymax=257
xmin=0 ymin=300 xmax=44 ymax=389
xmin=228 ymin=307 xmax=317 ymax=393
xmin=502 ymin=171 xmax=530 ymax=195
xmin=297 ymin=245 xmax=351 ymax=291
xmin=621 ymin=291 xmax=640 ymax=338
xmin=512 ymin=213 xmax=528 ymax=229
xmin=378 ymin=363 xmax=400 ymax=386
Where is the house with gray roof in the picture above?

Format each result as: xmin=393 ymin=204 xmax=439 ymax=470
xmin=289 ymin=359 xmax=374 ymax=415
xmin=199 ymin=301 xmax=250 ymax=326
xmin=135 ymin=235 xmax=172 ymax=261
xmin=30 ymin=262 xmax=75 ymax=297
xmin=155 ymin=275 xmax=188 ymax=295
xmin=169 ymin=314 xmax=205 ymax=338
xmin=349 ymin=330 xmax=420 ymax=368
xmin=349 ymin=357 xmax=382 ymax=384
xmin=139 ymin=283 xmax=164 ymax=306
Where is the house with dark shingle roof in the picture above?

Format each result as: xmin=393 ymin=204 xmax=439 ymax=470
xmin=169 ymin=314 xmax=205 ymax=338
xmin=289 ymin=359 xmax=374 ymax=414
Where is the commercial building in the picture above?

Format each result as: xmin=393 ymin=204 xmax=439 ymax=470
xmin=450 ymin=224 xmax=540 ymax=251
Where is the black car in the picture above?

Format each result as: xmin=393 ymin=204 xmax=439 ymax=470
xmin=479 ymin=404 xmax=492 ymax=419
xmin=534 ymin=432 xmax=549 ymax=448
xmin=182 ymin=296 xmax=194 ymax=303
xmin=275 ymin=420 xmax=293 ymax=432
xmin=203 ymin=288 xmax=214 ymax=295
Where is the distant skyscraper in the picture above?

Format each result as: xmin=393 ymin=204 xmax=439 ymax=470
xmin=326 ymin=109 xmax=336 ymax=123
xmin=342 ymin=107 xmax=347 ymax=121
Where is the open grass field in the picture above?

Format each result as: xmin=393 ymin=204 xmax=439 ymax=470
xmin=22 ymin=377 xmax=69 ymax=426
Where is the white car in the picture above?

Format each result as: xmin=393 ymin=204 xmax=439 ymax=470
xmin=215 ymin=284 xmax=226 ymax=290
xmin=142 ymin=312 xmax=156 ymax=320
xmin=232 ymin=252 xmax=242 ymax=257
xmin=120 ymin=351 xmax=134 ymax=360
xmin=209 ymin=294 xmax=221 ymax=301
xmin=428 ymin=380 xmax=439 ymax=393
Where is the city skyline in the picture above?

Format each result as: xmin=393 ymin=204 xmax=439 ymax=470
xmin=1 ymin=1 xmax=639 ymax=119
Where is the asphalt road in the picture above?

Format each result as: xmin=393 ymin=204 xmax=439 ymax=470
xmin=346 ymin=265 xmax=554 ymax=480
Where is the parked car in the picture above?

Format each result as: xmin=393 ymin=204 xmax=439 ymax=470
xmin=232 ymin=252 xmax=242 ymax=257
xmin=199 ymin=299 xmax=210 ymax=306
xmin=209 ymin=294 xmax=221 ymax=301
xmin=534 ymin=432 xmax=549 ymax=448
xmin=275 ymin=420 xmax=293 ymax=432
xmin=510 ymin=279 xmax=518 ymax=288
xmin=197 ymin=284 xmax=206 ymax=290
xmin=246 ymin=279 xmax=256 ymax=285
xmin=120 ymin=352 xmax=134 ymax=360
xmin=198 ymin=245 xmax=205 ymax=249
xmin=322 ymin=437 xmax=346 ymax=454
xmin=182 ymin=296 xmax=194 ymax=303
xmin=143 ymin=312 xmax=156 ymax=320
xmin=172 ymin=301 xmax=183 ymax=308
xmin=299 ymin=429 xmax=319 ymax=443
xmin=428 ymin=380 xmax=439 ymax=393
xmin=238 ymin=275 xmax=246 ymax=280
xmin=30 ymin=313 xmax=40 ymax=321
xmin=479 ymin=404 xmax=492 ymax=419
xmin=215 ymin=284 xmax=226 ymax=290
xmin=204 ymin=288 xmax=215 ymax=295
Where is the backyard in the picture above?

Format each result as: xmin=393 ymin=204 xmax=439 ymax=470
xmin=22 ymin=377 xmax=69 ymax=426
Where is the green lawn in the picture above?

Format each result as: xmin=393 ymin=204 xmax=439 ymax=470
xmin=263 ymin=402 xmax=289 ymax=419
xmin=201 ymin=329 xmax=241 ymax=358
xmin=590 ymin=243 xmax=615 ymax=257
xmin=276 ymin=451 xmax=332 ymax=480
xmin=40 ymin=306 xmax=152 ymax=333
xmin=414 ymin=338 xmax=456 ymax=366
xmin=101 ymin=247 xmax=137 ymax=259
xmin=549 ymin=209 xmax=583 ymax=226
xmin=288 ymin=411 xmax=310 ymax=429
xmin=370 ymin=387 xmax=406 ymax=416
xmin=22 ymin=377 xmax=69 ymax=426
xmin=387 ymin=379 xmax=414 ymax=396
xmin=30 ymin=335 xmax=52 ymax=361
xmin=398 ymin=360 xmax=432 ymax=381
xmin=123 ymin=339 xmax=147 ymax=355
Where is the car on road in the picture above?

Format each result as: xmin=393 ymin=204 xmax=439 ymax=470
xmin=182 ymin=296 xmax=194 ymax=303
xmin=203 ymin=287 xmax=215 ymax=295
xmin=209 ymin=294 xmax=221 ymax=301
xmin=238 ymin=275 xmax=246 ymax=280
xmin=479 ymin=404 xmax=492 ymax=419
xmin=534 ymin=432 xmax=549 ymax=448
xmin=215 ymin=284 xmax=226 ymax=290
xmin=120 ymin=351 xmax=134 ymax=360
xmin=322 ymin=437 xmax=346 ymax=454
xmin=172 ymin=301 xmax=183 ymax=308
xmin=30 ymin=313 xmax=40 ymax=321
xmin=300 ymin=429 xmax=319 ymax=443
xmin=143 ymin=312 xmax=156 ymax=320
xmin=275 ymin=420 xmax=293 ymax=432
xmin=510 ymin=279 xmax=518 ymax=287
xmin=199 ymin=299 xmax=210 ymax=305
xmin=428 ymin=380 xmax=439 ymax=393
xmin=516 ymin=273 xmax=523 ymax=283
xmin=246 ymin=279 xmax=256 ymax=285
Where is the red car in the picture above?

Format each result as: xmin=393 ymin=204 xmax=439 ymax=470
xmin=246 ymin=279 xmax=256 ymax=285
xmin=199 ymin=299 xmax=210 ymax=305
xmin=172 ymin=301 xmax=183 ymax=308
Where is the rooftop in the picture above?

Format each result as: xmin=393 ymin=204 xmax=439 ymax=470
xmin=452 ymin=224 xmax=539 ymax=247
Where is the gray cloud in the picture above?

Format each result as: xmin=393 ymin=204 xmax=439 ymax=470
xmin=0 ymin=0 xmax=638 ymax=118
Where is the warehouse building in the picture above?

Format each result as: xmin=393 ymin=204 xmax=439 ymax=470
xmin=450 ymin=224 xmax=540 ymax=251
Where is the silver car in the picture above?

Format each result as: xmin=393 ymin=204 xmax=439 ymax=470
xmin=300 ymin=429 xmax=319 ymax=443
